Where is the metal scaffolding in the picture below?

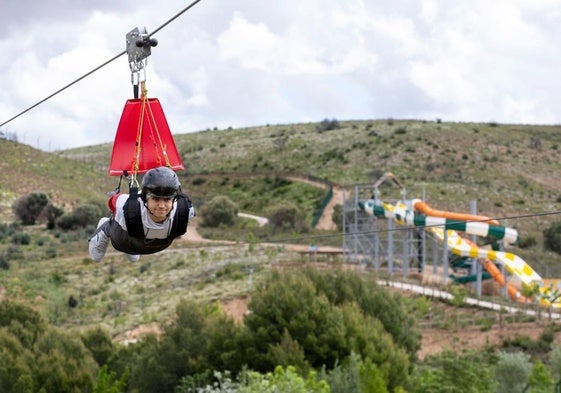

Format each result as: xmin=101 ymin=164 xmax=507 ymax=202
xmin=341 ymin=173 xmax=503 ymax=299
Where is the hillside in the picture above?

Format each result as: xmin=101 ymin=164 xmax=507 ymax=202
xmin=4 ymin=118 xmax=561 ymax=277
xmin=59 ymin=119 xmax=561 ymax=273
xmin=2 ymin=118 xmax=561 ymax=355
xmin=0 ymin=139 xmax=115 ymax=220
xmin=61 ymin=119 xmax=561 ymax=217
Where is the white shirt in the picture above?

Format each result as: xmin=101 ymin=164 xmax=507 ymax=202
xmin=114 ymin=194 xmax=177 ymax=239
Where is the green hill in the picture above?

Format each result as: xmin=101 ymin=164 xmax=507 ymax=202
xmin=1 ymin=118 xmax=561 ymax=339
xmin=0 ymin=139 xmax=116 ymax=221
xmin=60 ymin=118 xmax=561 ymax=242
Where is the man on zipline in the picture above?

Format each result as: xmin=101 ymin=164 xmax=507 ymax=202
xmin=88 ymin=166 xmax=195 ymax=262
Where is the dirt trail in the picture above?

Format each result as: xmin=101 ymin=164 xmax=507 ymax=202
xmin=284 ymin=175 xmax=346 ymax=231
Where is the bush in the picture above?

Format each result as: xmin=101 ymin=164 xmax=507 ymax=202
xmin=332 ymin=204 xmax=343 ymax=231
xmin=494 ymin=351 xmax=532 ymax=393
xmin=200 ymin=196 xmax=238 ymax=228
xmin=3 ymin=245 xmax=23 ymax=262
xmin=57 ymin=204 xmax=103 ymax=230
xmin=316 ymin=118 xmax=341 ymax=133
xmin=11 ymin=232 xmax=30 ymax=245
xmin=267 ymin=201 xmax=309 ymax=232
xmin=409 ymin=350 xmax=496 ymax=393
xmin=0 ymin=222 xmax=19 ymax=241
xmin=543 ymin=220 xmax=561 ymax=254
xmin=12 ymin=192 xmax=49 ymax=225
xmin=0 ymin=255 xmax=9 ymax=270
xmin=518 ymin=235 xmax=537 ymax=249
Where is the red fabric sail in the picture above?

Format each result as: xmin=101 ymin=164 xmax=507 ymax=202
xmin=108 ymin=98 xmax=184 ymax=176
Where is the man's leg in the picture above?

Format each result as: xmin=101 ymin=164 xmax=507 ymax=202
xmin=88 ymin=217 xmax=110 ymax=262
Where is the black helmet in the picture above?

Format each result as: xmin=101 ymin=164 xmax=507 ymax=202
xmin=141 ymin=166 xmax=180 ymax=201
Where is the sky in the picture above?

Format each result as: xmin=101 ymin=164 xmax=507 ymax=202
xmin=1 ymin=0 xmax=561 ymax=151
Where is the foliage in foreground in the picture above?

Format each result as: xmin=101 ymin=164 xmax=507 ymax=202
xmin=6 ymin=266 xmax=561 ymax=393
xmin=0 ymin=268 xmax=419 ymax=392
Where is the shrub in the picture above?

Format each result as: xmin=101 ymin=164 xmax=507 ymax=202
xmin=332 ymin=204 xmax=343 ymax=231
xmin=57 ymin=204 xmax=103 ymax=230
xmin=0 ymin=255 xmax=9 ymax=270
xmin=518 ymin=236 xmax=537 ymax=249
xmin=409 ymin=350 xmax=496 ymax=393
xmin=12 ymin=192 xmax=50 ymax=225
xmin=0 ymin=222 xmax=19 ymax=241
xmin=316 ymin=118 xmax=341 ymax=133
xmin=494 ymin=351 xmax=532 ymax=393
xmin=267 ymin=201 xmax=309 ymax=232
xmin=10 ymin=231 xmax=30 ymax=245
xmin=543 ymin=220 xmax=561 ymax=254
xmin=200 ymin=196 xmax=238 ymax=228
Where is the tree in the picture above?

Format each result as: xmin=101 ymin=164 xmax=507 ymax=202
xmin=301 ymin=267 xmax=420 ymax=358
xmin=127 ymin=300 xmax=242 ymax=393
xmin=243 ymin=269 xmax=410 ymax=391
xmin=267 ymin=201 xmax=309 ymax=232
xmin=200 ymin=195 xmax=238 ymax=227
xmin=82 ymin=328 xmax=115 ymax=366
xmin=12 ymin=192 xmax=50 ymax=225
xmin=316 ymin=118 xmax=341 ymax=132
xmin=494 ymin=351 xmax=532 ymax=393
xmin=410 ymin=350 xmax=496 ymax=393
xmin=526 ymin=360 xmax=553 ymax=392
xmin=0 ymin=330 xmax=34 ymax=393
xmin=0 ymin=300 xmax=46 ymax=348
xmin=92 ymin=365 xmax=128 ymax=393
xmin=0 ymin=301 xmax=98 ymax=392
xmin=33 ymin=329 xmax=97 ymax=392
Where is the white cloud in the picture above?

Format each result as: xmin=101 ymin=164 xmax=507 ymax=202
xmin=2 ymin=0 xmax=561 ymax=151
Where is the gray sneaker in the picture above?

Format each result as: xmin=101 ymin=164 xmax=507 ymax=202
xmin=89 ymin=217 xmax=110 ymax=262
xmin=126 ymin=254 xmax=140 ymax=263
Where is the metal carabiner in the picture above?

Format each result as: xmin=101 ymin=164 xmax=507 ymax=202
xmin=126 ymin=26 xmax=157 ymax=98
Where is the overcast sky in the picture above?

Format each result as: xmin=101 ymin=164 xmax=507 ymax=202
xmin=1 ymin=0 xmax=560 ymax=151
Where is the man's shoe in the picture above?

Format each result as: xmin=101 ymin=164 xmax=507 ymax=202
xmin=126 ymin=254 xmax=140 ymax=263
xmin=89 ymin=218 xmax=110 ymax=262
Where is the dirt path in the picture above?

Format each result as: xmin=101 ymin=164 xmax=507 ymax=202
xmin=285 ymin=175 xmax=346 ymax=231
xmin=316 ymin=184 xmax=345 ymax=230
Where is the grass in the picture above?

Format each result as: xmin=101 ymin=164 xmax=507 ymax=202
xmin=2 ymin=117 xmax=561 ymax=338
xmin=0 ymin=237 xmax=291 ymax=337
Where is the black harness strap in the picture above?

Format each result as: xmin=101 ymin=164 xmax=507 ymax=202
xmin=123 ymin=187 xmax=145 ymax=238
xmin=169 ymin=194 xmax=192 ymax=238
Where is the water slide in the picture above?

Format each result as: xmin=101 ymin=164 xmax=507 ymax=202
xmin=358 ymin=198 xmax=559 ymax=306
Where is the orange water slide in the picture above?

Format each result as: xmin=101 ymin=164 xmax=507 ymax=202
xmin=461 ymin=238 xmax=526 ymax=302
xmin=413 ymin=199 xmax=500 ymax=226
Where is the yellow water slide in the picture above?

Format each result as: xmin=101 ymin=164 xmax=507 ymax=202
xmin=360 ymin=199 xmax=559 ymax=306
xmin=413 ymin=200 xmax=542 ymax=289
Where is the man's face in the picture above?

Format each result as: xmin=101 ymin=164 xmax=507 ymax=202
xmin=146 ymin=196 xmax=174 ymax=222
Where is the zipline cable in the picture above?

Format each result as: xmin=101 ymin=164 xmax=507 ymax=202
xmin=0 ymin=0 xmax=203 ymax=129
xmin=262 ymin=208 xmax=561 ymax=245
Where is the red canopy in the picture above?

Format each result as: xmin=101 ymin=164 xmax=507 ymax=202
xmin=108 ymin=98 xmax=184 ymax=176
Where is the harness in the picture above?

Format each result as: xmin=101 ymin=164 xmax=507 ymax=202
xmin=123 ymin=186 xmax=191 ymax=239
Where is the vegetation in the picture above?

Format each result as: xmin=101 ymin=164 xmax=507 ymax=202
xmin=2 ymin=119 xmax=561 ymax=391
xmin=200 ymin=195 xmax=239 ymax=228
